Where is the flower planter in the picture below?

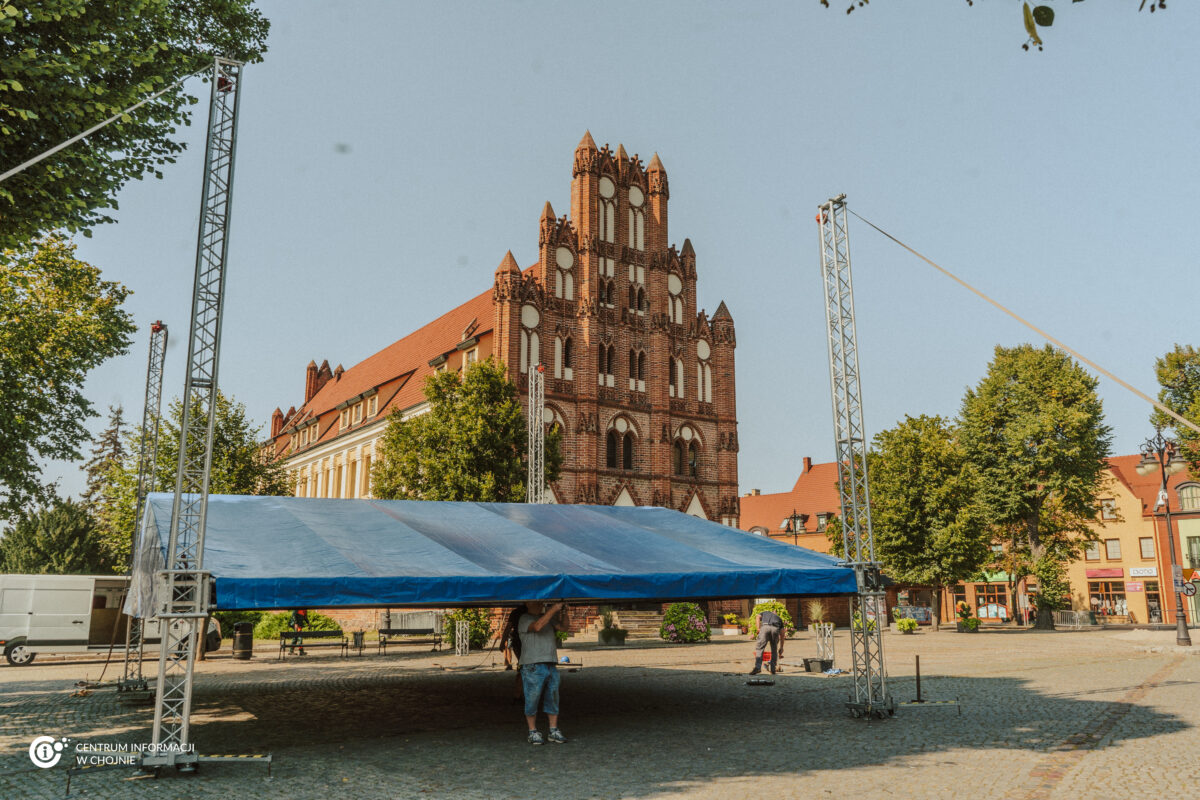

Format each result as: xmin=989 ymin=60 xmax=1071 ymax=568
xmin=598 ymin=629 xmax=627 ymax=645
xmin=803 ymin=657 xmax=833 ymax=673
xmin=720 ymin=625 xmax=740 ymax=636
xmin=956 ymin=622 xmax=979 ymax=633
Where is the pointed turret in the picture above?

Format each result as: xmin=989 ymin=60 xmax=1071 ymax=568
xmin=495 ymin=250 xmax=522 ymax=277
xmin=576 ymin=130 xmax=598 ymax=154
xmin=616 ymin=143 xmax=628 ymax=162
xmin=713 ymin=300 xmax=733 ymax=321
xmin=680 ymin=238 xmax=694 ymax=257
xmin=541 ymin=201 xmax=555 ymax=221
xmin=647 ymin=152 xmax=666 ymax=175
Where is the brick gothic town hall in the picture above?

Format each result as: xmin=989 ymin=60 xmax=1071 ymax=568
xmin=268 ymin=132 xmax=740 ymax=527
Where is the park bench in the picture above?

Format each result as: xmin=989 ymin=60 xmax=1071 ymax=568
xmin=378 ymin=610 xmax=444 ymax=653
xmin=278 ymin=629 xmax=349 ymax=658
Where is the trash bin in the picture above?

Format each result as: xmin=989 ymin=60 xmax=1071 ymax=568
xmin=352 ymin=630 xmax=365 ymax=652
xmin=233 ymin=622 xmax=254 ymax=661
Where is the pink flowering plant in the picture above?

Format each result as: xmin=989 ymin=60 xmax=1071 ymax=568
xmin=659 ymin=602 xmax=711 ymax=643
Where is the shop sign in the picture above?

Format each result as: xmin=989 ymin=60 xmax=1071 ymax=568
xmin=1129 ymin=567 xmax=1157 ymax=578
xmin=1085 ymin=568 xmax=1123 ymax=579
xmin=1125 ymin=582 xmax=1144 ymax=592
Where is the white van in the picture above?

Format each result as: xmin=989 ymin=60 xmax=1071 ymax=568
xmin=0 ymin=574 xmax=220 ymax=666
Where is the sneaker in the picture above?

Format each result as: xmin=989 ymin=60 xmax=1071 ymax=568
xmin=547 ymin=728 xmax=567 ymax=744
xmin=527 ymin=730 xmax=544 ymax=746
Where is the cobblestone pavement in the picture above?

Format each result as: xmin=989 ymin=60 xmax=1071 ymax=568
xmin=1 ymin=628 xmax=1197 ymax=799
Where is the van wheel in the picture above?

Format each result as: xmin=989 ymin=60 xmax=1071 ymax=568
xmin=5 ymin=643 xmax=35 ymax=666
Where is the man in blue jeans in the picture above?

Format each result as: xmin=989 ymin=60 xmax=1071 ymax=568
xmin=519 ymin=600 xmax=568 ymax=745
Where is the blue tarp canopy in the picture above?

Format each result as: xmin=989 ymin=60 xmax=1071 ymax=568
xmin=130 ymin=493 xmax=856 ymax=612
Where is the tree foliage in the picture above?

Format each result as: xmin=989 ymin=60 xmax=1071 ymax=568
xmin=0 ymin=0 xmax=270 ymax=250
xmin=95 ymin=389 xmax=289 ymax=568
xmin=0 ymin=498 xmax=117 ymax=574
xmin=868 ymin=415 xmax=992 ymax=630
xmin=0 ymin=235 xmax=135 ymax=519
xmin=959 ymin=344 xmax=1112 ymax=628
xmin=372 ymin=358 xmax=561 ymax=503
xmin=1151 ymin=344 xmax=1200 ymax=474
xmin=81 ymin=404 xmax=125 ymax=508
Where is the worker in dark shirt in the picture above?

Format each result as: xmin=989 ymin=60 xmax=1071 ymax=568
xmin=749 ymin=609 xmax=784 ymax=675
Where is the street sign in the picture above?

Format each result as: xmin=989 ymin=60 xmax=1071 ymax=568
xmin=1174 ymin=579 xmax=1187 ymax=594
xmin=1183 ymin=582 xmax=1197 ymax=598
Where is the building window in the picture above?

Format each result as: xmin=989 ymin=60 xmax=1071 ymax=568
xmin=463 ymin=348 xmax=478 ymax=371
xmin=1088 ymin=580 xmax=1127 ymax=618
xmin=339 ymin=410 xmax=349 ymax=430
xmin=1105 ymin=539 xmax=1121 ymax=560
xmin=1179 ymin=484 xmax=1200 ymax=512
xmin=627 ymin=349 xmax=645 ymax=392
xmin=554 ymin=337 xmax=573 ymax=381
xmin=628 ymin=185 xmax=645 ymax=251
xmin=622 ymin=432 xmax=634 ymax=471
xmin=975 ymin=583 xmax=1008 ymax=607
xmin=1099 ymin=498 xmax=1117 ymax=520
xmin=816 ymin=513 xmax=829 ymax=532
xmin=1084 ymin=542 xmax=1101 ymax=561
xmin=599 ymin=199 xmax=615 ymax=243
xmin=667 ymin=274 xmax=684 ymax=324
xmin=636 ymin=287 xmax=646 ymax=314
xmin=367 ymin=396 xmax=377 ymax=417
xmin=597 ymin=344 xmax=614 ymax=387
xmin=1139 ymin=537 xmax=1155 ymax=559
xmin=520 ymin=329 xmax=540 ymax=374
xmin=668 ymin=355 xmax=676 ymax=397
xmin=750 ymin=527 xmax=768 ymax=537
xmin=353 ymin=402 xmax=363 ymax=424
xmin=599 ymin=256 xmax=615 ymax=278
xmin=606 ymin=430 xmax=618 ymax=469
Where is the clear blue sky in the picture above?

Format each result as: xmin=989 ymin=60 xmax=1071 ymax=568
xmin=48 ymin=1 xmax=1200 ymax=500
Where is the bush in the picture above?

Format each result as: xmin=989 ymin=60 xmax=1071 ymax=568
xmin=212 ymin=610 xmax=264 ymax=633
xmin=722 ymin=612 xmax=740 ymax=625
xmin=659 ymin=602 xmax=710 ymax=643
xmin=851 ymin=610 xmax=877 ymax=633
xmin=964 ymin=617 xmax=981 ymax=631
xmin=805 ymin=599 xmax=827 ymax=624
xmin=896 ymin=617 xmax=919 ymax=633
xmin=253 ymin=611 xmax=340 ymax=640
xmin=444 ymin=608 xmax=492 ymax=650
xmin=747 ymin=600 xmax=794 ymax=638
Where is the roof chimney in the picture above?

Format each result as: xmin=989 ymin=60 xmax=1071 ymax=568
xmin=270 ymin=407 xmax=283 ymax=437
xmin=803 ymin=456 xmax=813 ymax=474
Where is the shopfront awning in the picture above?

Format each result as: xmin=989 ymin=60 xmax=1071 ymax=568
xmin=128 ymin=493 xmax=857 ymax=613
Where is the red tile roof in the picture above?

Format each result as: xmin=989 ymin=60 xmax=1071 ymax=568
xmin=740 ymin=460 xmax=842 ymax=535
xmin=274 ymin=282 xmax=498 ymax=452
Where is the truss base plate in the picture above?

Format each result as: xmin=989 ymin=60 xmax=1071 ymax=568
xmin=845 ymin=696 xmax=896 ymax=720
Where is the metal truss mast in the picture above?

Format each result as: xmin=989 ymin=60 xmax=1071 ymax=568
xmin=118 ymin=321 xmax=169 ymax=693
xmin=527 ymin=364 xmax=547 ymax=504
xmin=818 ymin=195 xmax=893 ymax=719
xmin=146 ymin=58 xmax=244 ymax=770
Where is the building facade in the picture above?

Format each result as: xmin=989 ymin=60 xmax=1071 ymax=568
xmin=266 ymin=133 xmax=740 ymax=529
xmin=739 ymin=455 xmax=1199 ymax=628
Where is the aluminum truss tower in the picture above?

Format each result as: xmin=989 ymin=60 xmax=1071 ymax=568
xmin=145 ymin=58 xmax=244 ymax=771
xmin=118 ymin=321 xmax=169 ymax=693
xmin=527 ymin=364 xmax=547 ymax=504
xmin=818 ymin=195 xmax=893 ymax=719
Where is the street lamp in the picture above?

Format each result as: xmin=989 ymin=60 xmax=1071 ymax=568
xmin=783 ymin=510 xmax=806 ymax=546
xmin=1136 ymin=431 xmax=1192 ymax=647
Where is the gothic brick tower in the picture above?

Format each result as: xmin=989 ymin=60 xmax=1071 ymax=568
xmin=492 ymin=133 xmax=740 ymax=525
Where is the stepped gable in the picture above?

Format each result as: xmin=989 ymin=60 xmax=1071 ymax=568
xmin=1109 ymin=453 xmax=1194 ymax=515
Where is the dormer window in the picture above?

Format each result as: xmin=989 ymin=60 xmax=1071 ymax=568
xmin=367 ymin=396 xmax=378 ymax=417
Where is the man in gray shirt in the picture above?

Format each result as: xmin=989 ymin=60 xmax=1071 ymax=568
xmin=519 ymin=601 xmax=568 ymax=745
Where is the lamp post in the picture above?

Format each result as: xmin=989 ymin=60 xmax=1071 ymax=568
xmin=1136 ymin=432 xmax=1192 ymax=647
xmin=784 ymin=510 xmax=804 ymax=546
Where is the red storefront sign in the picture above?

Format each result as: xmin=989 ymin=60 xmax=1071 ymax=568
xmin=1086 ymin=568 xmax=1123 ymax=578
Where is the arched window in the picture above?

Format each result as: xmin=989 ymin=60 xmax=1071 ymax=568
xmin=519 ymin=305 xmax=540 ymax=374
xmin=672 ymin=440 xmax=685 ymax=476
xmin=637 ymin=351 xmax=646 ymax=381
xmin=636 ymin=288 xmax=646 ymax=314
xmin=627 ymin=284 xmax=636 ymax=311
xmin=668 ymin=355 xmax=677 ymax=397
xmin=696 ymin=361 xmax=712 ymax=402
xmin=668 ymin=357 xmax=684 ymax=398
xmin=598 ymin=344 xmax=614 ymax=387
xmin=606 ymin=430 xmax=618 ymax=469
xmin=667 ymin=274 xmax=683 ymax=324
xmin=563 ymin=337 xmax=573 ymax=372
xmin=672 ymin=427 xmax=701 ymax=478
xmin=599 ymin=200 xmax=615 ymax=243
xmin=628 ymin=349 xmax=637 ymax=385
xmin=688 ymin=440 xmax=699 ymax=477
xmin=628 ymin=185 xmax=645 ymax=250
xmin=623 ymin=432 xmax=634 ymax=471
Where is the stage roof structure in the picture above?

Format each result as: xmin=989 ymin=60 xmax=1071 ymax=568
xmin=130 ymin=494 xmax=857 ymax=614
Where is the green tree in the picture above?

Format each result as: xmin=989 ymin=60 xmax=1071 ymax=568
xmin=0 ymin=498 xmax=117 ymax=574
xmin=0 ymin=1 xmax=270 ymax=250
xmin=372 ymin=358 xmax=561 ymax=502
xmin=81 ymin=405 xmax=125 ymax=508
xmin=1151 ymin=344 xmax=1200 ymax=473
xmin=868 ymin=415 xmax=991 ymax=630
xmin=959 ymin=344 xmax=1113 ymax=629
xmin=0 ymin=235 xmax=136 ymax=520
xmin=96 ymin=389 xmax=289 ymax=568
